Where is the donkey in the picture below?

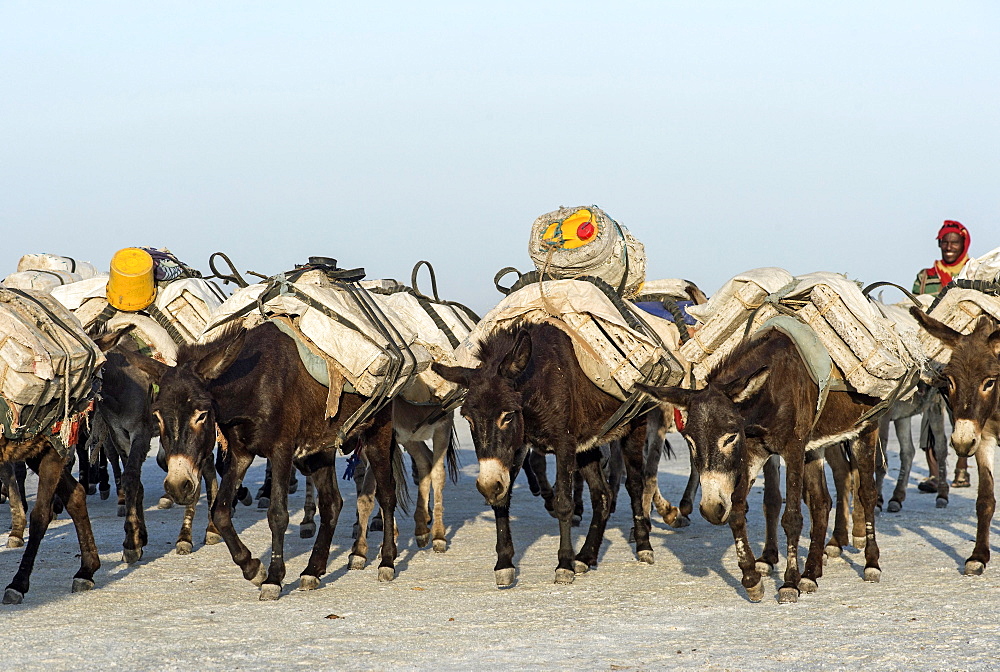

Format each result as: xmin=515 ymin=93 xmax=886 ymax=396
xmin=1 ymin=461 xmax=28 ymax=548
xmin=639 ymin=327 xmax=883 ymax=603
xmin=911 ymin=310 xmax=1000 ymax=575
xmin=0 ymin=327 xmax=128 ymax=604
xmin=129 ymin=322 xmax=401 ymax=599
xmin=434 ymin=322 xmax=687 ymax=587
xmin=89 ymin=330 xmax=222 ymax=562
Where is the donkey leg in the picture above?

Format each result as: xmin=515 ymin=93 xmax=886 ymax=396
xmin=574 ymin=450 xmax=613 ymax=573
xmin=210 ymin=452 xmax=264 ymax=586
xmin=300 ymin=464 xmax=343 ymax=589
xmin=572 ymin=470 xmax=584 ymax=527
xmin=528 ymin=449 xmax=556 ymax=517
xmin=349 ymin=460 xmax=376 ymax=570
xmin=429 ymin=420 xmax=452 ymax=552
xmin=622 ymin=422 xmax=655 ymax=564
xmin=778 ymin=447 xmax=807 ymax=603
xmin=552 ymin=448 xmax=579 ymax=584
xmin=800 ymin=458 xmax=832 ymax=593
xmin=932 ymin=411 xmax=951 ymax=509
xmin=55 ymin=465 xmax=100 ymax=593
xmin=1 ymin=463 xmax=26 ymax=548
xmin=202 ymin=455 xmax=222 ymax=545
xmin=728 ymin=468 xmax=764 ymax=602
xmin=825 ymin=444 xmax=851 ymax=557
xmin=367 ymin=413 xmax=399 ymax=582
xmin=606 ymin=440 xmax=624 ymax=515
xmin=121 ymin=433 xmax=153 ymax=564
xmin=965 ymin=438 xmax=997 ymax=575
xmin=889 ymin=417 xmax=915 ymax=512
xmin=4 ymin=449 xmax=63 ymax=604
xmin=757 ymin=455 xmax=781 ymax=575
xmin=299 ymin=474 xmax=317 ymax=538
xmin=405 ymin=440 xmax=433 ymax=548
xmin=259 ymin=453 xmax=291 ymax=600
xmin=98 ymin=446 xmax=112 ymax=500
xmin=853 ymin=428 xmax=882 ymax=582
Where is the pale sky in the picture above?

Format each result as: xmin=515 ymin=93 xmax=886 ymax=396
xmin=3 ymin=2 xmax=998 ymax=312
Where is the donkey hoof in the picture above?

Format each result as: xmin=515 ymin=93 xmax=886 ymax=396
xmin=571 ymin=514 xmax=582 ymax=527
xmin=6 ymin=536 xmax=24 ymax=549
xmin=671 ymin=514 xmax=691 ymax=529
xmin=72 ymin=578 xmax=95 ymax=593
xmin=432 ymin=539 xmax=447 ymax=554
xmin=554 ymin=568 xmax=575 ymax=584
xmin=798 ymin=578 xmax=818 ymax=594
xmin=3 ymin=588 xmax=24 ymax=604
xmin=259 ymin=583 xmax=281 ymax=601
xmin=204 ymin=531 xmax=223 ymax=545
xmin=825 ymin=544 xmax=842 ymax=559
xmin=239 ymin=490 xmax=253 ymax=507
xmin=299 ymin=523 xmax=316 ymax=539
xmin=250 ymin=563 xmax=267 ymax=587
xmin=377 ymin=566 xmax=395 ymax=582
xmin=887 ymin=499 xmax=902 ymax=513
xmin=863 ymin=567 xmax=882 ymax=583
xmin=100 ymin=488 xmax=110 ymax=501
xmin=778 ymin=587 xmax=799 ymax=603
xmin=157 ymin=496 xmax=173 ymax=510
xmin=257 ymin=497 xmax=270 ymax=510
xmin=936 ymin=497 xmax=949 ymax=509
xmin=745 ymin=580 xmax=764 ymax=603
xmin=964 ymin=560 xmax=986 ymax=576
xmin=755 ymin=561 xmax=774 ymax=576
xmin=349 ymin=554 xmax=367 ymax=571
xmin=299 ymin=575 xmax=320 ymax=591
xmin=573 ymin=560 xmax=590 ymax=575
xmin=175 ymin=541 xmax=193 ymax=556
xmin=415 ymin=533 xmax=431 ymax=548
xmin=637 ymin=550 xmax=654 ymax=565
xmin=369 ymin=517 xmax=384 ymax=533
xmin=117 ymin=505 xmax=127 ymax=517
xmin=87 ymin=484 xmax=97 ymax=495
xmin=495 ymin=567 xmax=516 ymax=587
xmin=122 ymin=548 xmax=143 ymax=564
xmin=852 ymin=536 xmax=867 ymax=550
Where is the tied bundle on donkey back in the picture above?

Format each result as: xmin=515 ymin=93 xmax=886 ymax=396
xmin=50 ymin=247 xmax=227 ymax=364
xmin=680 ymin=268 xmax=926 ymax=404
xmin=0 ymin=287 xmax=105 ymax=450
xmin=200 ymin=257 xmax=434 ymax=444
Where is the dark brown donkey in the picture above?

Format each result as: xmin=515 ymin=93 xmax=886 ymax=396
xmin=129 ymin=321 xmax=402 ymax=600
xmin=434 ymin=322 xmax=687 ymax=587
xmin=639 ymin=328 xmax=883 ymax=603
xmin=911 ymin=310 xmax=1000 ymax=575
xmin=1 ymin=328 xmax=128 ymax=604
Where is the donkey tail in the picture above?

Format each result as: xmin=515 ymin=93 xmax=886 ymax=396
xmin=392 ymin=436 xmax=411 ymax=514
xmin=447 ymin=426 xmax=462 ymax=484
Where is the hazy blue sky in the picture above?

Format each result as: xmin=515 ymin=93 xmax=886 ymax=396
xmin=3 ymin=2 xmax=997 ymax=312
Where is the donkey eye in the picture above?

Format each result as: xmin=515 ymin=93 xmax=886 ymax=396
xmin=193 ymin=410 xmax=210 ymax=425
xmin=497 ymin=411 xmax=515 ymax=429
xmin=722 ymin=433 xmax=738 ymax=446
xmin=984 ymin=378 xmax=997 ymax=393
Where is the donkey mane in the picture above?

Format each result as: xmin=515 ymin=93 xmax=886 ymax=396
xmin=707 ymin=328 xmax=787 ymax=387
xmin=473 ymin=322 xmax=525 ymax=366
xmin=175 ymin=324 xmax=245 ymax=366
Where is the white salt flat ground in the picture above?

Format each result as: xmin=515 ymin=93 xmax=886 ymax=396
xmin=1 ymin=421 xmax=998 ymax=672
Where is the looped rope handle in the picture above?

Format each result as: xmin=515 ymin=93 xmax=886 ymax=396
xmin=861 ymin=281 xmax=924 ymax=310
xmin=207 ymin=252 xmax=250 ymax=288
xmin=494 ymin=267 xmax=523 ymax=295
xmin=410 ymin=260 xmax=441 ymax=301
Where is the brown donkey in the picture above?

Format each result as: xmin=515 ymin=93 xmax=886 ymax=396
xmin=639 ymin=328 xmax=883 ymax=603
xmin=434 ymin=322 xmax=687 ymax=587
xmin=911 ymin=310 xmax=1000 ymax=575
xmin=129 ymin=322 xmax=402 ymax=600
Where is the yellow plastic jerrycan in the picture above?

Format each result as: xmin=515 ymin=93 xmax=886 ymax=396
xmin=106 ymin=248 xmax=156 ymax=311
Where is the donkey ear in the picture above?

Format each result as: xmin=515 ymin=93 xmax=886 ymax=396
xmin=119 ymin=350 xmax=169 ymax=383
xmin=723 ymin=366 xmax=769 ymax=403
xmin=989 ymin=331 xmax=1000 ymax=358
xmin=498 ymin=329 xmax=532 ymax=379
xmin=910 ymin=307 xmax=963 ymax=348
xmin=432 ymin=362 xmax=477 ymax=388
xmin=196 ymin=328 xmax=247 ymax=381
xmin=91 ymin=324 xmax=137 ymax=353
xmin=635 ymin=383 xmax=693 ymax=409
